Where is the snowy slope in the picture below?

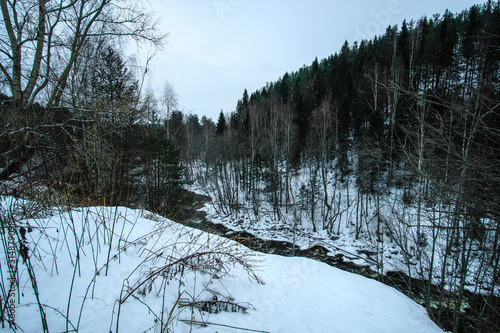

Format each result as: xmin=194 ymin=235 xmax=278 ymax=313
xmin=0 ymin=198 xmax=442 ymax=333
xmin=197 ymin=254 xmax=443 ymax=333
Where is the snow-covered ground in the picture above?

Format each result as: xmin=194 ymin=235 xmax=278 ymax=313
xmin=0 ymin=196 xmax=442 ymax=332
xmin=190 ymin=165 xmax=498 ymax=297
xmin=190 ymin=178 xmax=416 ymax=276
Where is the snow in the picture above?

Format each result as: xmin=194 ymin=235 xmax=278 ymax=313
xmin=189 ymin=163 xmax=498 ymax=297
xmin=0 ymin=196 xmax=442 ymax=333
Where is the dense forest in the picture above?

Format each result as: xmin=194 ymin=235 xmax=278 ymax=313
xmin=176 ymin=3 xmax=500 ymax=331
xmin=1 ymin=0 xmax=500 ymax=332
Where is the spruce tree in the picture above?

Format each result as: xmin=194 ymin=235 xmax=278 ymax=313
xmin=215 ymin=110 xmax=227 ymax=136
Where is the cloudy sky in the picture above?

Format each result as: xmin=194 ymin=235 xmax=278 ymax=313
xmin=133 ymin=0 xmax=483 ymax=121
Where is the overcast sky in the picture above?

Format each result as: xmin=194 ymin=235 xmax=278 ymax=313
xmin=132 ymin=0 xmax=483 ymax=121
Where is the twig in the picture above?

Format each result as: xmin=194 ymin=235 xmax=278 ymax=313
xmin=179 ymin=319 xmax=270 ymax=332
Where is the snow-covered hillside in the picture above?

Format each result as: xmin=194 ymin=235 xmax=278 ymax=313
xmin=0 ymin=196 xmax=442 ymax=332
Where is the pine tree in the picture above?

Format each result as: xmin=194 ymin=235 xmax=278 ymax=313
xmin=215 ymin=110 xmax=227 ymax=136
xmin=278 ymin=72 xmax=291 ymax=103
xmin=67 ymin=45 xmax=140 ymax=203
xmin=144 ymin=123 xmax=188 ymax=217
xmin=398 ymin=19 xmax=411 ymax=72
xmin=93 ymin=46 xmax=138 ymax=122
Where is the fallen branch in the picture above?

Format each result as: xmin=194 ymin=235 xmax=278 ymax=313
xmin=179 ymin=319 xmax=270 ymax=332
xmin=179 ymin=297 xmax=250 ymax=314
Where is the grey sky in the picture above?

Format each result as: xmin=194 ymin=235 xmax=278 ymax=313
xmin=133 ymin=0 xmax=483 ymax=121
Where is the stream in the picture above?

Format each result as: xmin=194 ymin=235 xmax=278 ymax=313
xmin=182 ymin=192 xmax=430 ymax=292
xmin=178 ymin=190 xmax=500 ymax=332
xmin=186 ymin=203 xmax=378 ymax=277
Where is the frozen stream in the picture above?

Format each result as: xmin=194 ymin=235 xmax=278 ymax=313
xmin=177 ymin=190 xmax=500 ymax=332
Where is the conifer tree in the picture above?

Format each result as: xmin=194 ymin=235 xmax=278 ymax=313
xmin=215 ymin=110 xmax=227 ymax=136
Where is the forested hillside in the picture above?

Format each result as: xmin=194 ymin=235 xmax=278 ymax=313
xmin=176 ymin=2 xmax=500 ymax=331
xmin=1 ymin=0 xmax=500 ymax=332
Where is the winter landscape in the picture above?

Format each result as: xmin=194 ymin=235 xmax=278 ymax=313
xmin=1 ymin=0 xmax=500 ymax=332
xmin=0 ymin=196 xmax=442 ymax=332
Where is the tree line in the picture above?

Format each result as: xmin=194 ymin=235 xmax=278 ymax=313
xmin=201 ymin=2 xmax=500 ymax=230
xmin=173 ymin=2 xmax=500 ymax=331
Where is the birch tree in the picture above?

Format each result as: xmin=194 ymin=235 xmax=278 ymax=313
xmin=0 ymin=0 xmax=165 ymax=180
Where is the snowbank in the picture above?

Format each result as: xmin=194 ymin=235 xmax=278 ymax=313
xmin=0 ymin=199 xmax=442 ymax=332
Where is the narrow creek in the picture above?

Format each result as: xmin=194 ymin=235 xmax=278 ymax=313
xmin=182 ymin=192 xmax=432 ymax=294
xmin=186 ymin=202 xmax=377 ymax=277
xmin=177 ymin=190 xmax=500 ymax=332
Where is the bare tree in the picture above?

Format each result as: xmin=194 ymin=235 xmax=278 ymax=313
xmin=0 ymin=0 xmax=166 ymax=180
xmin=161 ymin=81 xmax=178 ymax=138
xmin=1 ymin=0 xmax=164 ymax=108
